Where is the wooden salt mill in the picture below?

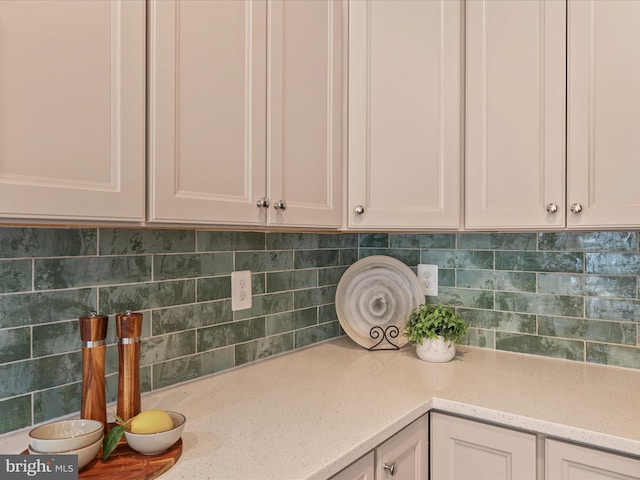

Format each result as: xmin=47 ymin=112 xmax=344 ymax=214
xmin=116 ymin=310 xmax=143 ymax=421
xmin=79 ymin=312 xmax=108 ymax=433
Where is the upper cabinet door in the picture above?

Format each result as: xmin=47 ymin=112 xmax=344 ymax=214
xmin=465 ymin=0 xmax=566 ymax=230
xmin=267 ymin=0 xmax=343 ymax=228
xmin=148 ymin=0 xmax=267 ymax=225
xmin=0 ymin=0 xmax=145 ymax=222
xmin=567 ymin=0 xmax=640 ymax=229
xmin=348 ymin=0 xmax=462 ymax=230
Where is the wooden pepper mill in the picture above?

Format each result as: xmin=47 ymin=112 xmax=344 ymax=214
xmin=79 ymin=312 xmax=108 ymax=433
xmin=116 ymin=310 xmax=143 ymax=422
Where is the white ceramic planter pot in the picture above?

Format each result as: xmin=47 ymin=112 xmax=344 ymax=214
xmin=415 ymin=336 xmax=456 ymax=363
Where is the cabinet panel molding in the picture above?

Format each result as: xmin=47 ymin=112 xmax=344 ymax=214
xmin=348 ymin=0 xmax=462 ymax=229
xmin=465 ymin=0 xmax=566 ymax=230
xmin=0 ymin=0 xmax=145 ymax=221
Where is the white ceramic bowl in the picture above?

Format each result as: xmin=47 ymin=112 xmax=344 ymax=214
xmin=29 ymin=435 xmax=102 ymax=470
xmin=29 ymin=419 xmax=103 ymax=453
xmin=124 ymin=411 xmax=186 ymax=455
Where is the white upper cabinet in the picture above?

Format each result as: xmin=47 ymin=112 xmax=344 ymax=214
xmin=267 ymin=0 xmax=343 ymax=228
xmin=465 ymin=0 xmax=566 ymax=230
xmin=567 ymin=0 xmax=640 ymax=229
xmin=467 ymin=0 xmax=640 ymax=231
xmin=147 ymin=0 xmax=267 ymax=226
xmin=348 ymin=0 xmax=462 ymax=230
xmin=0 ymin=0 xmax=145 ymax=222
xmin=148 ymin=0 xmax=342 ymax=228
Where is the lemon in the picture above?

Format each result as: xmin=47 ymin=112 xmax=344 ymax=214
xmin=130 ymin=409 xmax=174 ymax=434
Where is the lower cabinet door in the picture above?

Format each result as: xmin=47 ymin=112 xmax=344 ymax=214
xmin=546 ymin=439 xmax=640 ymax=479
xmin=376 ymin=415 xmax=429 ymax=480
xmin=431 ymin=412 xmax=537 ymax=480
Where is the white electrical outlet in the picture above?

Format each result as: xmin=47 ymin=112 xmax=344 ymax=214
xmin=417 ymin=264 xmax=438 ymax=296
xmin=231 ymin=270 xmax=252 ymax=311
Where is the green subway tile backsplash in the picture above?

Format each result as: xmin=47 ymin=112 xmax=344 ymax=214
xmin=2 ymin=227 xmax=640 ymax=437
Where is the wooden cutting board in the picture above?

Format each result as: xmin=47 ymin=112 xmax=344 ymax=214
xmin=22 ymin=437 xmax=182 ymax=480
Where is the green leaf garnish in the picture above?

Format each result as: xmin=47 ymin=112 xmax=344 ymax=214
xmin=102 ymin=425 xmax=125 ymax=459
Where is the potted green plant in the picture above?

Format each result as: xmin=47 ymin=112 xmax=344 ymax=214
xmin=404 ymin=304 xmax=469 ymax=362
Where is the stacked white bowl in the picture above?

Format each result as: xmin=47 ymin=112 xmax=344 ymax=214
xmin=28 ymin=419 xmax=103 ymax=470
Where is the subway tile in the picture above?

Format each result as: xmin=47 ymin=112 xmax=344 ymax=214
xmin=234 ymin=292 xmax=293 ymax=321
xmin=496 ymin=332 xmax=584 ymax=361
xmin=495 ymin=251 xmax=583 ymax=273
xmin=0 ymin=259 xmax=32 ymax=293
xmin=360 ymin=248 xmax=420 ymax=266
xmin=389 ymin=234 xmax=455 ymax=249
xmin=152 ymin=347 xmax=235 ymax=389
xmin=0 ymin=327 xmax=30 ymax=363
xmin=235 ymin=333 xmax=294 ymax=366
xmin=294 ymin=286 xmax=337 ymax=310
xmin=152 ymin=300 xmax=232 ymax=335
xmin=538 ymin=273 xmax=637 ymax=298
xmin=235 ymin=250 xmax=293 ymax=272
xmin=439 ymin=269 xmax=455 ymax=287
xmin=0 ymin=352 xmax=81 ymax=398
xmin=457 ymin=233 xmax=537 ymax=250
xmin=496 ymin=292 xmax=584 ymax=317
xmin=0 ymin=227 xmax=96 ymax=258
xmin=198 ymin=318 xmax=266 ymax=351
xmin=0 ymin=396 xmax=31 ymax=434
xmin=0 ymin=288 xmax=96 ymax=329
xmin=461 ymin=328 xmax=495 ymax=349
xmin=318 ymin=266 xmax=347 ymax=286
xmin=429 ymin=287 xmax=494 ymax=309
xmin=33 ymin=383 xmax=82 ymax=425
xmin=539 ymin=231 xmax=636 ymax=252
xmin=197 ymin=276 xmax=231 ymax=302
xmin=154 ymin=252 xmax=233 ymax=280
xmin=197 ymin=231 xmax=265 ymax=252
xmin=294 ymin=320 xmax=341 ymax=348
xmin=266 ymin=232 xmax=320 ymax=250
xmin=318 ymin=304 xmax=337 ymax=324
xmin=317 ymin=233 xmax=358 ymax=249
xmin=585 ymin=297 xmax=640 ymax=322
xmin=587 ymin=343 xmax=640 ymax=370
xmin=456 ymin=270 xmax=536 ymax=292
xmin=267 ymin=270 xmax=317 ymax=293
xmin=585 ymin=252 xmax=640 ymax=275
xmin=340 ymin=248 xmax=359 ymax=266
xmin=539 ymin=315 xmax=637 ymax=345
xmin=294 ymin=249 xmax=340 ymax=269
xmin=457 ymin=308 xmax=536 ymax=334
xmin=358 ymin=233 xmax=389 ymax=248
xmin=99 ymin=228 xmax=195 ymax=255
xmin=99 ymin=280 xmax=196 ymax=313
xmin=35 ymin=256 xmax=151 ymax=289
xmin=33 ymin=320 xmax=80 ymax=357
xmin=421 ymin=250 xmax=494 ymax=270
xmin=266 ymin=308 xmax=317 ymax=336
xmin=142 ymin=330 xmax=196 ymax=365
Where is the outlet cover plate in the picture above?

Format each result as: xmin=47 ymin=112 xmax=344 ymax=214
xmin=231 ymin=270 xmax=252 ymax=311
xmin=417 ymin=264 xmax=438 ymax=296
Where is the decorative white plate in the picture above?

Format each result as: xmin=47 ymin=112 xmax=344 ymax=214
xmin=336 ymin=255 xmax=423 ymax=350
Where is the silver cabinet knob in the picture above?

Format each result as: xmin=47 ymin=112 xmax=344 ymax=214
xmin=273 ymin=200 xmax=287 ymax=211
xmin=546 ymin=203 xmax=558 ymax=213
xmin=256 ymin=197 xmax=270 ymax=209
xmin=383 ymin=463 xmax=396 ymax=476
xmin=570 ymin=203 xmax=583 ymax=214
xmin=354 ymin=205 xmax=365 ymax=215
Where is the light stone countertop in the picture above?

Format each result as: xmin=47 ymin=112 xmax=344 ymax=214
xmin=2 ymin=336 xmax=640 ymax=479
